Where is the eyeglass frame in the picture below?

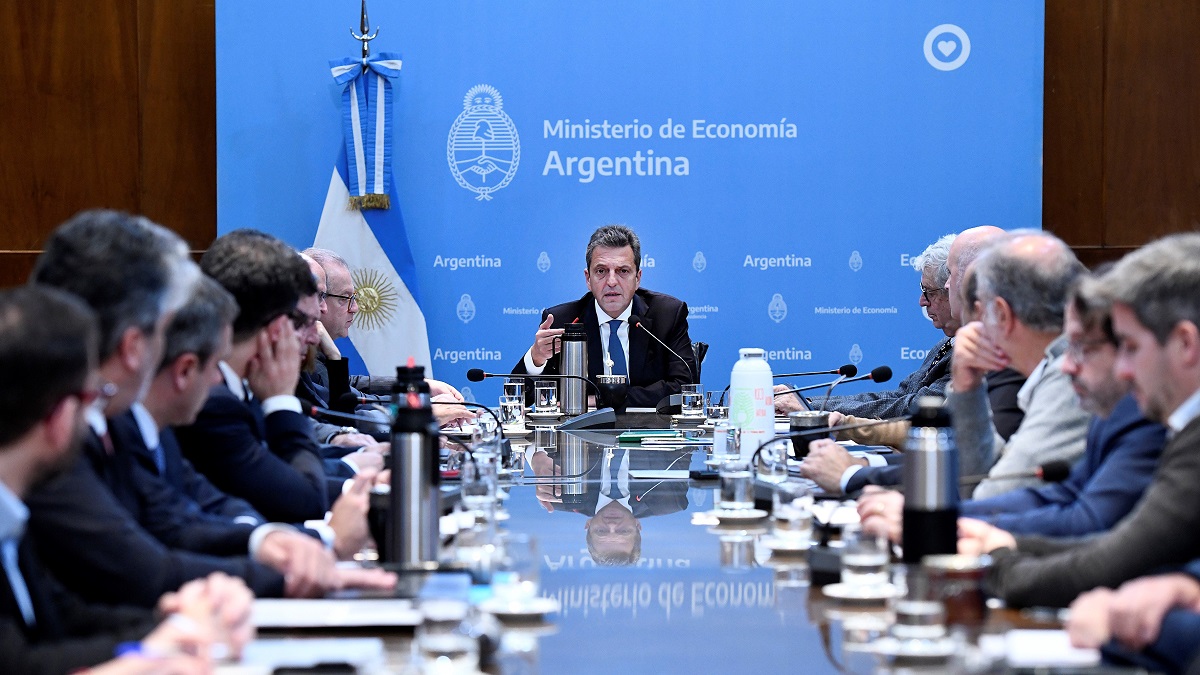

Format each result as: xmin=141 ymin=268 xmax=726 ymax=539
xmin=288 ymin=308 xmax=320 ymax=330
xmin=324 ymin=290 xmax=358 ymax=307
xmin=920 ymin=285 xmax=948 ymax=303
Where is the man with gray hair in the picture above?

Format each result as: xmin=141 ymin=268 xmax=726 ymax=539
xmin=952 ymin=230 xmax=1090 ymax=498
xmin=778 ymin=233 xmax=959 ymax=422
xmin=511 ymin=224 xmax=695 ymax=408
xmin=959 ymin=233 xmax=1200 ymax=624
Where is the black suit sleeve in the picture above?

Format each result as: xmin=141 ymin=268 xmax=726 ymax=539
xmin=844 ymin=464 xmax=903 ymax=495
xmin=130 ymin=462 xmax=257 ymax=556
xmin=26 ymin=455 xmax=285 ymax=607
xmin=175 ymin=390 xmax=329 ymax=523
xmin=626 ymin=299 xmax=694 ymax=408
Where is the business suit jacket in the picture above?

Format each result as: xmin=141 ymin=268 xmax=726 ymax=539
xmin=0 ymin=536 xmax=159 ymax=673
xmin=961 ymin=394 xmax=1165 ymax=537
xmin=819 ymin=336 xmax=953 ymax=419
xmin=511 ymin=289 xmax=696 ymax=408
xmin=560 ymin=449 xmax=691 ymax=519
xmin=985 ymin=416 xmax=1200 ymax=608
xmin=174 ymin=384 xmax=329 ymax=523
xmin=120 ymin=411 xmax=264 ymax=525
xmin=26 ymin=430 xmax=284 ymax=607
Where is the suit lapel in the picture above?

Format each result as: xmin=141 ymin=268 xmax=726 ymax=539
xmin=627 ymin=294 xmax=651 ymax=382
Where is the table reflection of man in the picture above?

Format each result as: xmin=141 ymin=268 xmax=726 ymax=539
xmin=530 ymin=446 xmax=689 ymax=566
xmin=511 ymin=225 xmax=695 ymax=408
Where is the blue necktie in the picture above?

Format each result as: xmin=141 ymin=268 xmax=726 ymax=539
xmin=608 ymin=320 xmax=627 ymax=377
xmin=1 ymin=539 xmax=35 ymax=627
xmin=605 ymin=450 xmax=627 ymax=498
xmin=149 ymin=442 xmax=166 ymax=475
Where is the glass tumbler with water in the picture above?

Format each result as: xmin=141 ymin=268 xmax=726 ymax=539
xmin=681 ymin=383 xmax=705 ymax=417
xmin=841 ymin=524 xmax=891 ymax=588
xmin=415 ymin=599 xmax=479 ymax=674
xmin=773 ymin=487 xmax=814 ymax=544
xmin=534 ymin=380 xmax=558 ymax=413
xmin=499 ymin=395 xmax=524 ymax=428
xmin=718 ymin=459 xmax=754 ymax=510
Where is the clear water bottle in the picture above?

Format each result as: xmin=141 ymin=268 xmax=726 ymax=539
xmin=728 ymin=348 xmax=774 ymax=460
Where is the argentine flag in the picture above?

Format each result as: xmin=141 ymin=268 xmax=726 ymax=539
xmin=314 ymin=149 xmax=432 ymax=375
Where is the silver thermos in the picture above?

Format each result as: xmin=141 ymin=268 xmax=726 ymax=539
xmin=387 ymin=364 xmax=441 ymax=570
xmin=558 ymin=323 xmax=589 ymax=416
xmin=901 ymin=396 xmax=960 ymax=564
xmin=557 ymin=430 xmax=590 ymax=506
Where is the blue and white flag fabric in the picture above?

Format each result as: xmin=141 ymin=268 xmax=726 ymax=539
xmin=329 ymin=52 xmax=403 ymax=210
xmin=314 ymin=149 xmax=432 ymax=375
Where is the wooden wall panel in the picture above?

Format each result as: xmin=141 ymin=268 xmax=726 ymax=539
xmin=1101 ymin=0 xmax=1200 ymax=246
xmin=137 ymin=0 xmax=217 ymax=250
xmin=0 ymin=1 xmax=141 ymax=251
xmin=1042 ymin=0 xmax=1106 ymax=248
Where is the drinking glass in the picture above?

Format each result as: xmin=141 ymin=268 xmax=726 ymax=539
xmin=493 ymin=533 xmax=540 ymax=604
xmin=499 ymin=394 xmax=525 ymax=428
xmin=841 ymin=524 xmax=891 ymax=588
xmin=460 ymin=452 xmax=499 ymax=514
xmin=773 ymin=495 xmax=814 ymax=544
xmin=415 ymin=599 xmax=479 ymax=674
xmin=718 ymin=459 xmax=754 ymax=510
xmin=681 ymin=383 xmax=705 ymax=417
xmin=502 ymin=377 xmax=525 ymax=401
xmin=534 ymin=380 xmax=558 ymax=413
xmin=706 ymin=391 xmax=728 ymax=421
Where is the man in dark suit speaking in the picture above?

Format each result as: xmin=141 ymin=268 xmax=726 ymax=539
xmin=511 ymin=225 xmax=695 ymax=409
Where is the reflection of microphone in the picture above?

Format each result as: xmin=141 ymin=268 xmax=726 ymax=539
xmin=960 ymin=461 xmax=1072 ymax=486
xmin=773 ymin=366 xmax=893 ymax=398
xmin=467 ymin=368 xmax=604 ymax=401
xmin=718 ymin=364 xmax=857 ymax=405
xmin=628 ymin=314 xmax=695 ymax=384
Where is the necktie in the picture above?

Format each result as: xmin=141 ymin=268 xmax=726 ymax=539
xmin=149 ymin=442 xmax=166 ymax=475
xmin=1 ymin=539 xmax=35 ymax=627
xmin=605 ymin=450 xmax=627 ymax=499
xmin=608 ymin=320 xmax=627 ymax=377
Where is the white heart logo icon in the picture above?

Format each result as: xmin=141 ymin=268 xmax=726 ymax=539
xmin=937 ymin=40 xmax=956 ymax=57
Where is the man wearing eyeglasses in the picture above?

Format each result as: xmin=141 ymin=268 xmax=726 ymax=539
xmin=510 ymin=224 xmax=696 ymax=409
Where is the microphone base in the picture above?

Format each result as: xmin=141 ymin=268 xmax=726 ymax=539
xmin=655 ymin=394 xmax=683 ymax=415
xmin=556 ymin=408 xmax=617 ymax=430
xmin=901 ymin=507 xmax=959 ymax=565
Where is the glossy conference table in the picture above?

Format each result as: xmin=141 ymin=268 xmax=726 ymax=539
xmin=267 ymin=412 xmax=1058 ymax=674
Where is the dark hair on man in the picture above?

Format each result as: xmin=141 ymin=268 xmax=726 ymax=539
xmin=1070 ymin=269 xmax=1117 ymax=345
xmin=974 ymin=231 xmax=1086 ymax=333
xmin=0 ymin=286 xmax=98 ymax=445
xmin=201 ymin=229 xmax=317 ymax=342
xmin=586 ymin=225 xmax=642 ymax=271
xmin=159 ymin=275 xmax=240 ymax=372
xmin=31 ymin=209 xmax=195 ymax=361
xmin=586 ymin=529 xmax=642 ymax=567
xmin=1098 ymin=233 xmax=1200 ymax=345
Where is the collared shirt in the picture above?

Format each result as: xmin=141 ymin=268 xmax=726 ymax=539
xmin=0 ymin=477 xmax=34 ymax=626
xmin=1016 ymin=335 xmax=1068 ymax=413
xmin=218 ymin=361 xmax=301 ymax=416
xmin=521 ymin=299 xmax=633 ymax=375
xmin=130 ymin=402 xmax=161 ymax=454
xmin=1167 ymin=387 xmax=1200 ymax=436
xmin=0 ymin=481 xmax=29 ymax=548
xmin=594 ymin=299 xmax=632 ymax=376
xmin=85 ymin=403 xmax=107 ymax=437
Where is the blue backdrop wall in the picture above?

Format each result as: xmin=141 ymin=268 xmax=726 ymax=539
xmin=216 ymin=1 xmax=1044 ymax=404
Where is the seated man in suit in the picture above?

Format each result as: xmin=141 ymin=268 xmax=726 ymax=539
xmin=27 ymin=213 xmax=394 ymax=607
xmin=955 ymin=233 xmax=1200 ymax=610
xmin=302 ymin=248 xmax=471 ymax=428
xmin=511 ymin=224 xmax=695 ymax=409
xmin=127 ymin=276 xmax=376 ymax=559
xmin=0 ymin=282 xmax=255 ymax=672
xmin=176 ymin=230 xmax=335 ymax=523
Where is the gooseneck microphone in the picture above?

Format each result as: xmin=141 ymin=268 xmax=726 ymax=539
xmin=750 ymin=415 xmax=912 ymax=465
xmin=960 ymin=460 xmax=1073 ymax=486
xmin=717 ymin=364 xmax=857 ymax=406
xmin=773 ymin=365 xmax=893 ymax=398
xmin=467 ymin=368 xmax=605 ymax=402
xmin=627 ymin=314 xmax=695 ymax=384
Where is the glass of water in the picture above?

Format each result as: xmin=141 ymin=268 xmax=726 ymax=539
xmin=503 ymin=377 xmax=525 ymax=401
xmin=499 ymin=394 xmax=525 ymax=429
xmin=841 ymin=524 xmax=891 ymax=588
xmin=681 ymin=383 xmax=705 ymax=417
xmin=718 ymin=459 xmax=754 ymax=510
xmin=415 ymin=599 xmax=479 ymax=674
xmin=460 ymin=452 xmax=499 ymax=515
xmin=706 ymin=391 xmax=728 ymax=422
xmin=773 ymin=493 xmax=814 ymax=544
xmin=534 ymin=380 xmax=558 ymax=413
xmin=493 ymin=532 xmax=539 ymax=605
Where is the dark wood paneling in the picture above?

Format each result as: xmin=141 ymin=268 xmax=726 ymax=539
xmin=1042 ymin=0 xmax=1107 ymax=247
xmin=0 ymin=1 xmax=141 ymax=249
xmin=137 ymin=0 xmax=217 ymax=249
xmin=1101 ymin=0 xmax=1200 ymax=246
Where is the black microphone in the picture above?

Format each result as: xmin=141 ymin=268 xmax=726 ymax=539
xmin=431 ymin=400 xmax=505 ymax=440
xmin=337 ymin=392 xmax=388 ymax=408
xmin=718 ymin=364 xmax=858 ymax=405
xmin=960 ymin=460 xmax=1073 ymax=486
xmin=308 ymin=405 xmax=388 ymax=427
xmin=773 ymin=366 xmax=893 ymax=398
xmin=628 ymin=314 xmax=695 ymax=384
xmin=467 ymin=368 xmax=605 ymax=401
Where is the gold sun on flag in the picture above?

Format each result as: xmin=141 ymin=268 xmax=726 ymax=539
xmin=350 ymin=267 xmax=398 ymax=331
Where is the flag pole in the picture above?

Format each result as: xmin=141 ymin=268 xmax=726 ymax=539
xmin=350 ymin=0 xmax=379 ymax=59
